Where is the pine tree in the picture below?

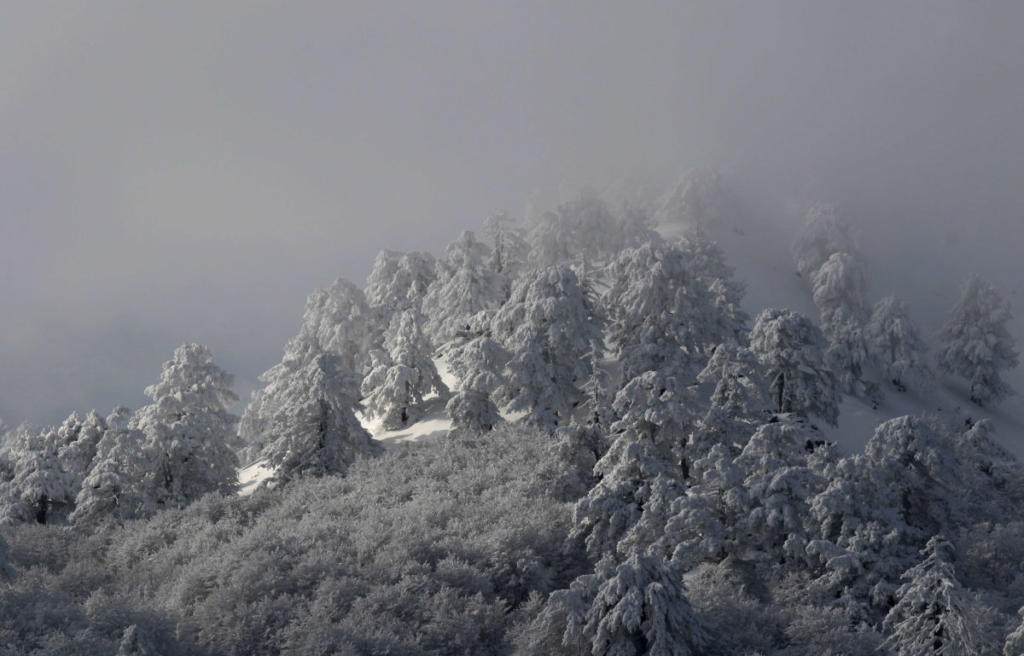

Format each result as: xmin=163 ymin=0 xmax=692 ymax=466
xmin=937 ymin=276 xmax=1019 ymax=407
xmin=0 ymin=425 xmax=72 ymax=524
xmin=550 ymin=552 xmax=711 ymax=656
xmin=71 ymin=407 xmax=156 ymax=523
xmin=484 ymin=212 xmax=529 ymax=299
xmin=793 ymin=203 xmax=859 ymax=280
xmin=866 ymin=295 xmax=932 ymax=392
xmin=655 ymin=167 xmax=733 ymax=229
xmin=679 ymin=225 xmax=749 ymax=343
xmin=882 ymin=536 xmax=976 ymax=656
xmin=131 ymin=344 xmax=240 ymax=509
xmin=604 ymin=241 xmax=714 ymax=382
xmin=258 ymin=354 xmax=378 ymax=482
xmin=240 ymin=278 xmax=377 ymax=459
xmin=422 ymin=230 xmax=503 ymax=345
xmin=364 ymin=249 xmax=437 ymax=313
xmin=689 ymin=343 xmax=768 ymax=464
xmin=749 ymin=309 xmax=841 ymax=425
xmin=361 ymin=310 xmax=447 ymax=429
xmin=56 ymin=409 xmax=107 ymax=493
xmin=491 ymin=265 xmax=603 ymax=428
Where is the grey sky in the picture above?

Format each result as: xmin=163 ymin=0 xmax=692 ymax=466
xmin=1 ymin=1 xmax=1022 ymax=424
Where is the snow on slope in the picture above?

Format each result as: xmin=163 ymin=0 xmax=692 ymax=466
xmin=672 ymin=213 xmax=1024 ymax=459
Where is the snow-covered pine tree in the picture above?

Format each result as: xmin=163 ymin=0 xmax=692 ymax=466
xmin=749 ymin=308 xmax=841 ymax=426
xmin=131 ymin=344 xmax=240 ymax=509
xmin=443 ymin=316 xmax=507 ymax=433
xmin=527 ymin=193 xmax=650 ymax=268
xmin=679 ymin=225 xmax=749 ymax=343
xmin=654 ymin=167 xmax=733 ymax=229
xmin=71 ymin=407 xmax=156 ymax=524
xmin=0 ymin=425 xmax=72 ymax=524
xmin=548 ymin=552 xmax=711 ymax=656
xmin=258 ymin=354 xmax=378 ymax=482
xmin=240 ymin=278 xmax=378 ymax=460
xmin=937 ymin=276 xmax=1019 ymax=407
xmin=811 ymin=252 xmax=871 ymax=394
xmin=490 ymin=265 xmax=603 ymax=428
xmin=793 ymin=203 xmax=859 ymax=280
xmin=612 ymin=369 xmax=697 ymax=472
xmin=361 ymin=309 xmax=447 ymax=429
xmin=56 ymin=409 xmax=107 ymax=494
xmin=866 ymin=295 xmax=932 ymax=393
xmin=484 ymin=212 xmax=529 ymax=300
xmin=364 ymin=249 xmax=437 ymax=313
xmin=604 ymin=241 xmax=714 ymax=382
xmin=882 ymin=535 xmax=976 ymax=656
xmin=422 ymin=230 xmax=503 ymax=345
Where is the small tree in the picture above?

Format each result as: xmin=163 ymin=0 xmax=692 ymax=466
xmin=937 ymin=276 xmax=1019 ymax=407
xmin=749 ymin=309 xmax=841 ymax=426
xmin=867 ymin=295 xmax=932 ymax=392
xmin=882 ymin=536 xmax=976 ymax=656
xmin=131 ymin=344 xmax=240 ymax=509
xmin=484 ymin=212 xmax=529 ymax=299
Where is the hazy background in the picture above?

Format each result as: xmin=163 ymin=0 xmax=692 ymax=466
xmin=2 ymin=1 xmax=1022 ymax=425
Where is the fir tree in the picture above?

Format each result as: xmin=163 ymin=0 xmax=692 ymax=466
xmin=937 ymin=276 xmax=1019 ymax=407
xmin=882 ymin=536 xmax=976 ymax=656
xmin=422 ymin=230 xmax=503 ymax=345
xmin=749 ymin=308 xmax=841 ymax=425
xmin=131 ymin=344 xmax=240 ymax=509
xmin=867 ymin=295 xmax=932 ymax=393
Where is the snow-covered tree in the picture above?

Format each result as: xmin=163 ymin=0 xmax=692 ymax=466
xmin=793 ymin=203 xmax=859 ymax=280
xmin=258 ymin=354 xmax=377 ymax=482
xmin=882 ymin=536 xmax=976 ymax=656
xmin=527 ymin=193 xmax=652 ymax=268
xmin=240 ymin=278 xmax=378 ymax=458
xmin=56 ymin=410 xmax=107 ymax=492
xmin=422 ymin=230 xmax=503 ymax=345
xmin=1004 ymin=607 xmax=1024 ymax=656
xmin=491 ymin=265 xmax=603 ymax=428
xmin=71 ymin=407 xmax=156 ymax=524
xmin=484 ymin=212 xmax=529 ymax=299
xmin=364 ymin=249 xmax=437 ymax=313
xmin=867 ymin=295 xmax=932 ymax=392
xmin=0 ymin=425 xmax=72 ymax=524
xmin=811 ymin=252 xmax=868 ymax=326
xmin=547 ymin=552 xmax=711 ymax=656
xmin=604 ymin=241 xmax=714 ymax=382
xmin=612 ymin=369 xmax=697 ymax=470
xmin=655 ymin=167 xmax=734 ymax=229
xmin=679 ymin=225 xmax=749 ymax=342
xmin=749 ymin=309 xmax=841 ymax=425
xmin=689 ymin=343 xmax=768 ymax=462
xmin=361 ymin=309 xmax=447 ymax=429
xmin=131 ymin=344 xmax=240 ymax=509
xmin=937 ymin=276 xmax=1019 ymax=407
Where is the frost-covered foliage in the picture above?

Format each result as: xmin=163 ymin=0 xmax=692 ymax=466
xmin=937 ymin=276 xmax=1019 ymax=407
xmin=882 ymin=536 xmax=977 ymax=656
xmin=867 ymin=295 xmax=932 ymax=392
xmin=612 ymin=369 xmax=696 ymax=468
xmin=56 ymin=410 xmax=107 ymax=492
xmin=692 ymin=342 xmax=769 ymax=456
xmin=130 ymin=344 xmax=239 ymax=509
xmin=0 ymin=425 xmax=72 ymax=524
xmin=361 ymin=309 xmax=447 ymax=429
xmin=484 ymin=212 xmax=529 ymax=299
xmin=749 ymin=309 xmax=841 ymax=425
xmin=527 ymin=193 xmax=654 ymax=268
xmin=604 ymin=241 xmax=716 ymax=381
xmin=364 ymin=248 xmax=437 ymax=313
xmin=240 ymin=278 xmax=376 ymax=459
xmin=811 ymin=251 xmax=868 ymax=326
xmin=491 ymin=265 xmax=603 ymax=428
xmin=422 ymin=230 xmax=504 ymax=345
xmin=679 ymin=225 xmax=749 ymax=342
xmin=72 ymin=407 xmax=155 ymax=524
xmin=655 ymin=167 xmax=734 ymax=229
xmin=793 ymin=203 xmax=859 ymax=279
xmin=541 ymin=552 xmax=711 ymax=656
xmin=0 ymin=424 xmax=571 ymax=656
xmin=256 ymin=354 xmax=378 ymax=483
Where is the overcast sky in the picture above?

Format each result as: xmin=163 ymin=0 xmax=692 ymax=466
xmin=2 ymin=1 xmax=1022 ymax=425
